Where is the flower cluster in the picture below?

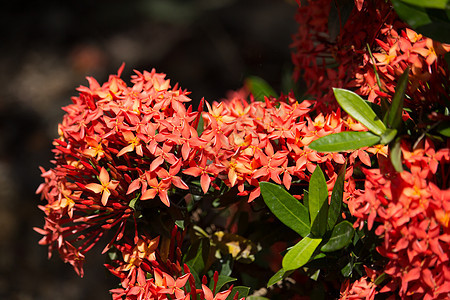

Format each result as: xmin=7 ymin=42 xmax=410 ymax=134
xmin=35 ymin=65 xmax=205 ymax=275
xmin=106 ymin=227 xmax=238 ymax=300
xmin=291 ymin=0 xmax=450 ymax=110
xmin=346 ymin=138 xmax=450 ymax=298
xmin=201 ymin=95 xmax=353 ymax=202
xmin=354 ymin=27 xmax=450 ymax=110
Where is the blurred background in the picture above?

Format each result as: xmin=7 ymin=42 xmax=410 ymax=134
xmin=0 ymin=0 xmax=297 ymax=299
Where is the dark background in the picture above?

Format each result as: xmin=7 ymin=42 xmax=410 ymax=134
xmin=0 ymin=0 xmax=297 ymax=299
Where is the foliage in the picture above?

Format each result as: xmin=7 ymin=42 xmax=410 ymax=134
xmin=35 ymin=0 xmax=450 ymax=299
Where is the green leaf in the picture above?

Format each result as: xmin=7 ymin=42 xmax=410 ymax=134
xmin=309 ymin=131 xmax=380 ymax=152
xmin=175 ymin=220 xmax=185 ymax=230
xmin=391 ymin=0 xmax=431 ymax=28
xmin=247 ymin=297 xmax=271 ymax=300
xmin=245 ymin=76 xmax=278 ymax=102
xmin=374 ymin=273 xmax=390 ymax=285
xmin=436 ymin=121 xmax=450 ymax=137
xmin=308 ymin=167 xmax=328 ymax=237
xmin=386 ymin=67 xmax=409 ymax=130
xmin=310 ymin=200 xmax=328 ymax=238
xmin=321 ymin=221 xmax=355 ymax=252
xmin=392 ymin=1 xmax=450 ymax=43
xmin=260 ymin=182 xmax=310 ymax=237
xmin=379 ymin=128 xmax=397 ymax=144
xmin=341 ymin=260 xmax=353 ymax=277
xmin=226 ymin=286 xmax=250 ymax=300
xmin=328 ymin=163 xmax=346 ymax=230
xmin=417 ymin=20 xmax=450 ymax=43
xmin=282 ymin=236 xmax=322 ymax=271
xmin=400 ymin=0 xmax=448 ymax=9
xmin=128 ymin=194 xmax=140 ymax=211
xmin=364 ymin=100 xmax=383 ymax=120
xmin=267 ymin=268 xmax=293 ymax=287
xmin=184 ymin=238 xmax=210 ymax=276
xmin=209 ymin=275 xmax=237 ymax=292
xmin=333 ymin=88 xmax=387 ymax=135
xmin=196 ymin=113 xmax=205 ymax=136
xmin=390 ymin=137 xmax=404 ymax=173
xmin=303 ymin=190 xmax=309 ymax=211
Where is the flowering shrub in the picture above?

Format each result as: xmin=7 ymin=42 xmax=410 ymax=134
xmin=36 ymin=0 xmax=450 ymax=299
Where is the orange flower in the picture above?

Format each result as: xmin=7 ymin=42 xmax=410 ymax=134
xmin=85 ymin=167 xmax=119 ymax=205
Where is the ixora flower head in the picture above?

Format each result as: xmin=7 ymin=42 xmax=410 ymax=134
xmin=34 ymin=64 xmax=215 ymax=275
xmin=346 ymin=138 xmax=450 ymax=299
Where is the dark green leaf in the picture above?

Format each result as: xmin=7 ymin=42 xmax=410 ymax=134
xmin=321 ymin=221 xmax=355 ymax=252
xmin=308 ymin=167 xmax=328 ymax=237
xmin=328 ymin=163 xmax=346 ymax=230
xmin=282 ymin=236 xmax=322 ymax=271
xmin=226 ymin=286 xmax=250 ymax=300
xmin=196 ymin=114 xmax=204 ymax=136
xmin=374 ymin=273 xmax=390 ymax=285
xmin=417 ymin=20 xmax=450 ymax=43
xmin=391 ymin=0 xmax=431 ymax=28
xmin=310 ymin=200 xmax=328 ymax=238
xmin=341 ymin=260 xmax=353 ymax=277
xmin=209 ymin=275 xmax=236 ymax=292
xmin=364 ymin=100 xmax=383 ymax=120
xmin=245 ymin=76 xmax=278 ymax=102
xmin=390 ymin=137 xmax=404 ymax=173
xmin=260 ymin=182 xmax=310 ymax=237
xmin=184 ymin=238 xmax=210 ymax=276
xmin=333 ymin=88 xmax=387 ymax=135
xmin=379 ymin=129 xmax=397 ymax=144
xmin=436 ymin=121 xmax=450 ymax=137
xmin=400 ymin=0 xmax=448 ymax=9
xmin=247 ymin=297 xmax=271 ymax=300
xmin=386 ymin=67 xmax=409 ymax=130
xmin=309 ymin=131 xmax=380 ymax=152
xmin=267 ymin=268 xmax=293 ymax=287
xmin=392 ymin=1 xmax=450 ymax=43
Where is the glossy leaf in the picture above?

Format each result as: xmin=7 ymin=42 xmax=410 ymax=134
xmin=309 ymin=131 xmax=380 ymax=152
xmin=391 ymin=0 xmax=450 ymax=43
xmin=333 ymin=88 xmax=387 ymax=135
xmin=209 ymin=275 xmax=236 ymax=292
xmin=282 ymin=236 xmax=322 ymax=271
xmin=418 ymin=20 xmax=450 ymax=43
xmin=267 ymin=268 xmax=293 ymax=287
xmin=184 ymin=238 xmax=210 ymax=276
xmin=321 ymin=221 xmax=355 ymax=252
xmin=260 ymin=182 xmax=310 ymax=237
xmin=308 ymin=167 xmax=328 ymax=237
xmin=380 ymin=128 xmax=397 ymax=145
xmin=390 ymin=137 xmax=404 ymax=173
xmin=328 ymin=163 xmax=346 ymax=230
xmin=310 ymin=200 xmax=328 ymax=238
xmin=391 ymin=0 xmax=431 ymax=28
xmin=436 ymin=121 xmax=450 ymax=137
xmin=245 ymin=76 xmax=278 ymax=102
xmin=386 ymin=67 xmax=409 ymax=130
xmin=226 ymin=286 xmax=250 ymax=300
